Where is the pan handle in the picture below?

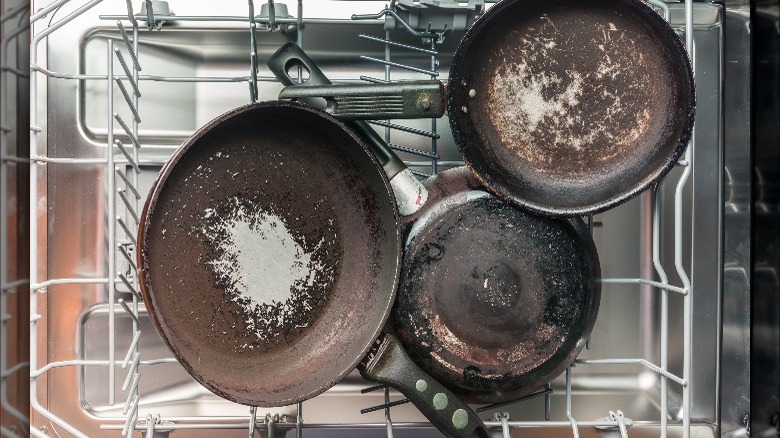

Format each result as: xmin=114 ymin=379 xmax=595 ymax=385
xmin=268 ymin=42 xmax=428 ymax=216
xmin=360 ymin=334 xmax=492 ymax=438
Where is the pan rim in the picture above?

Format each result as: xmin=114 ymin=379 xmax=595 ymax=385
xmin=137 ymin=100 xmax=402 ymax=406
xmin=447 ymin=0 xmax=696 ymax=217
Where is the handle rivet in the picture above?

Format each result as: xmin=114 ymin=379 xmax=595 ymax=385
xmin=461 ymin=106 xmax=468 ymax=114
xmin=452 ymin=409 xmax=468 ymax=429
xmin=468 ymin=89 xmax=476 ymax=98
xmin=416 ymin=379 xmax=428 ymax=392
xmin=433 ymin=393 xmax=448 ymax=410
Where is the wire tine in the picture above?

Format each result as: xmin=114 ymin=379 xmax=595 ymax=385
xmin=409 ymin=169 xmax=431 ymax=178
xmin=116 ymin=21 xmax=142 ymax=71
xmin=118 ymin=217 xmax=136 ymax=242
xmin=360 ymin=399 xmax=410 ymax=414
xmin=360 ymin=56 xmax=439 ymax=77
xmin=114 ymin=113 xmax=142 ymax=148
xmin=476 ymin=388 xmax=553 ymax=413
xmin=122 ymin=352 xmax=141 ymax=391
xmin=360 ymin=76 xmax=390 ymax=84
xmin=361 ymin=384 xmax=387 ymax=394
xmin=118 ymin=273 xmax=141 ymax=299
xmin=115 ymin=140 xmax=141 ymax=175
xmin=114 ymin=49 xmax=141 ymax=97
xmin=123 ymin=331 xmax=143 ymax=368
xmin=358 ymin=34 xmax=437 ymax=55
xmin=123 ymin=0 xmax=138 ymax=26
xmin=116 ymin=166 xmax=142 ymax=199
xmin=127 ymin=411 xmax=139 ymax=438
xmin=115 ymin=79 xmax=141 ymax=122
xmin=368 ymin=120 xmax=440 ymax=139
xmin=388 ymin=143 xmax=439 ymax=159
xmin=123 ymin=398 xmax=140 ymax=435
xmin=123 ymin=381 xmax=140 ymax=415
xmin=117 ymin=246 xmax=138 ymax=274
xmin=118 ymin=189 xmax=141 ymax=224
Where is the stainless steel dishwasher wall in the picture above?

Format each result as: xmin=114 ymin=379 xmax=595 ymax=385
xmin=28 ymin=1 xmax=743 ymax=437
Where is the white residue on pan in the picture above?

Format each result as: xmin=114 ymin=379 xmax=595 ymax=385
xmin=202 ymin=197 xmax=328 ymax=341
xmin=486 ymin=15 xmax=650 ymax=164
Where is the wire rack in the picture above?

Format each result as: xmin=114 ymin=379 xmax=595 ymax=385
xmin=26 ymin=0 xmax=697 ymax=436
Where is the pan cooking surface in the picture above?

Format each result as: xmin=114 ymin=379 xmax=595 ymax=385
xmin=139 ymin=102 xmax=400 ymax=406
xmin=450 ymin=0 xmax=694 ymax=215
xmin=394 ymin=169 xmax=600 ymax=403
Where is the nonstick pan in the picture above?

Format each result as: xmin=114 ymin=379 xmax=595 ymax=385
xmin=138 ymin=101 xmax=490 ymax=438
xmin=394 ymin=167 xmax=601 ymax=404
xmin=447 ymin=0 xmax=695 ymax=216
xmin=278 ymin=0 xmax=696 ymax=217
xmin=271 ymin=50 xmax=601 ymax=405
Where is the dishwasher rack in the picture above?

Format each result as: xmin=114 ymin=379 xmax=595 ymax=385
xmin=27 ymin=0 xmax=699 ymax=437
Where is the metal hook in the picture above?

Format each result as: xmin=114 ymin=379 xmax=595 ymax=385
xmin=351 ymin=8 xmax=438 ymax=41
xmin=609 ymin=410 xmax=629 ymax=438
xmin=267 ymin=0 xmax=277 ymax=31
xmin=567 ymin=414 xmax=580 ymax=438
xmin=492 ymin=412 xmax=510 ymax=438
xmin=249 ymin=407 xmax=257 ymax=437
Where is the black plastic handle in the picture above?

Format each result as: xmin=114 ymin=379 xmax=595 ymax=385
xmin=360 ymin=334 xmax=492 ymax=438
xmin=268 ymin=42 xmax=428 ymax=216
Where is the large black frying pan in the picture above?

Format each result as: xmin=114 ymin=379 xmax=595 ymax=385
xmin=138 ymin=102 xmax=490 ymax=438
xmin=395 ymin=167 xmax=600 ymax=403
xmin=278 ymin=0 xmax=696 ymax=217
xmin=271 ymin=50 xmax=601 ymax=405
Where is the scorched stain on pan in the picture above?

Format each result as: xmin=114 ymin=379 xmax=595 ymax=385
xmin=199 ymin=196 xmax=334 ymax=348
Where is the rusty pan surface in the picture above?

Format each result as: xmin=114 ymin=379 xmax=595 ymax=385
xmin=448 ymin=0 xmax=695 ymax=216
xmin=394 ymin=168 xmax=601 ymax=403
xmin=138 ymin=101 xmax=401 ymax=406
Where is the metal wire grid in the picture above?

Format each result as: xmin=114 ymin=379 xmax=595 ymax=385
xmin=1 ymin=1 xmax=32 ymax=437
xmin=25 ymin=0 xmax=697 ymax=436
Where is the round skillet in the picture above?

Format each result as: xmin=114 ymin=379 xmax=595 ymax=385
xmin=394 ymin=167 xmax=601 ymax=403
xmin=138 ymin=101 xmax=401 ymax=406
xmin=448 ymin=0 xmax=695 ymax=216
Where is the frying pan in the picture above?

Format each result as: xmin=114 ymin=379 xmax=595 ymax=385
xmin=278 ymin=0 xmax=696 ymax=217
xmin=394 ymin=167 xmax=601 ymax=404
xmin=447 ymin=0 xmax=695 ymax=216
xmin=138 ymin=101 xmax=490 ymax=438
xmin=271 ymin=50 xmax=601 ymax=404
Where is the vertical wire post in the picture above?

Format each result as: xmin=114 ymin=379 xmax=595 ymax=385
xmin=384 ymin=387 xmax=393 ymax=438
xmin=248 ymin=0 xmax=259 ymax=102
xmin=679 ymin=2 xmax=694 ymax=436
xmin=429 ymin=37 xmax=437 ymax=174
xmin=107 ymin=39 xmax=116 ymax=407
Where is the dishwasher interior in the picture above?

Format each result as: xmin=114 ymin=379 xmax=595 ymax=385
xmin=28 ymin=0 xmax=745 ymax=437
